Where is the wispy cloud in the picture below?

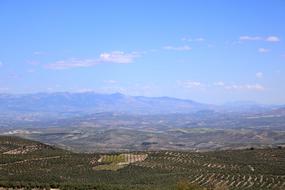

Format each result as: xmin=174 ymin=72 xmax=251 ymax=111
xmin=99 ymin=51 xmax=138 ymax=63
xmin=239 ymin=36 xmax=262 ymax=41
xmin=265 ymin=36 xmax=280 ymax=42
xmin=255 ymin=72 xmax=263 ymax=79
xmin=180 ymin=80 xmax=265 ymax=92
xmin=95 ymin=83 xmax=158 ymax=97
xmin=225 ymin=84 xmax=265 ymax=91
xmin=177 ymin=80 xmax=204 ymax=89
xmin=46 ymin=51 xmax=139 ymax=69
xmin=258 ymin=48 xmax=270 ymax=53
xmin=181 ymin=37 xmax=205 ymax=42
xmin=163 ymin=45 xmax=192 ymax=51
xmin=47 ymin=58 xmax=98 ymax=69
xmin=239 ymin=35 xmax=280 ymax=42
xmin=214 ymin=81 xmax=265 ymax=91
xmin=0 ymin=61 xmax=3 ymax=67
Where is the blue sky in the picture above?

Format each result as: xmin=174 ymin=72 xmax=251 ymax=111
xmin=0 ymin=0 xmax=285 ymax=104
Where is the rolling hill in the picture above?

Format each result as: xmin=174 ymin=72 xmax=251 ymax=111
xmin=0 ymin=136 xmax=284 ymax=190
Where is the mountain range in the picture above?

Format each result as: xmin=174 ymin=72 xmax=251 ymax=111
xmin=0 ymin=92 xmax=281 ymax=115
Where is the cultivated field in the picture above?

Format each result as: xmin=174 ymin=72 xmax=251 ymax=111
xmin=0 ymin=136 xmax=284 ymax=190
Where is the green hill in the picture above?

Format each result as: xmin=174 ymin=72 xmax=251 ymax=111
xmin=0 ymin=136 xmax=284 ymax=190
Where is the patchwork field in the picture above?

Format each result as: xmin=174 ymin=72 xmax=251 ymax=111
xmin=93 ymin=153 xmax=148 ymax=171
xmin=0 ymin=136 xmax=284 ymax=190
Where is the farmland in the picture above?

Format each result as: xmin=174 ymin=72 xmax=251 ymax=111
xmin=0 ymin=136 xmax=284 ymax=190
xmin=94 ymin=153 xmax=148 ymax=171
xmin=2 ymin=111 xmax=285 ymax=153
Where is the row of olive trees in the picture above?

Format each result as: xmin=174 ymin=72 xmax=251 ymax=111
xmin=176 ymin=179 xmax=229 ymax=190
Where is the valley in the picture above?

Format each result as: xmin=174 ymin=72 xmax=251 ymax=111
xmin=0 ymin=93 xmax=284 ymax=189
xmin=1 ymin=110 xmax=284 ymax=153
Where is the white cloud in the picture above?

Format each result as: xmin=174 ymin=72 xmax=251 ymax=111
xmin=213 ymin=81 xmax=265 ymax=91
xmin=99 ymin=51 xmax=138 ymax=64
xmin=239 ymin=35 xmax=280 ymax=42
xmin=46 ymin=51 xmax=139 ymax=69
xmin=258 ymin=48 xmax=270 ymax=53
xmin=225 ymin=84 xmax=265 ymax=91
xmin=163 ymin=45 xmax=192 ymax=51
xmin=181 ymin=37 xmax=205 ymax=42
xmin=47 ymin=58 xmax=98 ymax=69
xmin=178 ymin=80 xmax=265 ymax=92
xmin=239 ymin=36 xmax=262 ymax=41
xmin=196 ymin=38 xmax=205 ymax=42
xmin=255 ymin=72 xmax=263 ymax=79
xmin=177 ymin=80 xmax=204 ymax=89
xmin=265 ymin=36 xmax=280 ymax=42
xmin=95 ymin=83 xmax=158 ymax=97
xmin=0 ymin=61 xmax=3 ymax=67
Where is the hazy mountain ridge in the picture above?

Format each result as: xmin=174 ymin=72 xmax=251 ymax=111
xmin=0 ymin=92 xmax=280 ymax=115
xmin=0 ymin=92 xmax=212 ymax=114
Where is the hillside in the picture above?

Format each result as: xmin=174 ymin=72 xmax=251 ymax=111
xmin=0 ymin=136 xmax=284 ymax=190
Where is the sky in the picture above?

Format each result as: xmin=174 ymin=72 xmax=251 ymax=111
xmin=0 ymin=0 xmax=285 ymax=104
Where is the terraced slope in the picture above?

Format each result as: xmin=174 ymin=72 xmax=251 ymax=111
xmin=0 ymin=136 xmax=284 ymax=190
